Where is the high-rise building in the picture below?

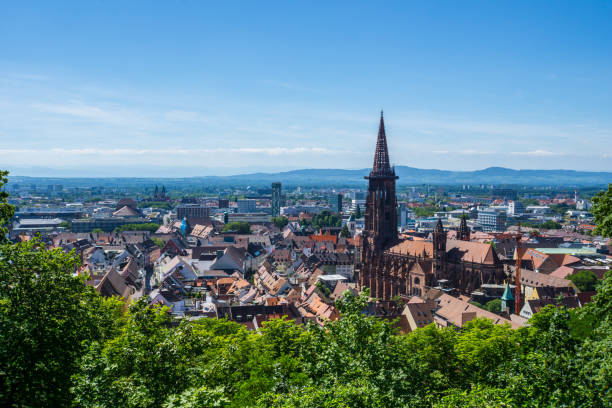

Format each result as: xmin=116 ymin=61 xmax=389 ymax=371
xmin=331 ymin=193 xmax=343 ymax=213
xmin=271 ymin=182 xmax=282 ymax=217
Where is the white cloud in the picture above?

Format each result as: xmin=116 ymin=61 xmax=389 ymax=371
xmin=32 ymin=102 xmax=113 ymax=121
xmin=510 ymin=150 xmax=566 ymax=157
xmin=431 ymin=149 xmax=495 ymax=155
xmin=0 ymin=147 xmax=344 ymax=156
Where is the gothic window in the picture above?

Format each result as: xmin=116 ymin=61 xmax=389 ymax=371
xmin=414 ymin=277 xmax=420 ymax=285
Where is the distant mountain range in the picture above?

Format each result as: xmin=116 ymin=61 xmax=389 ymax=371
xmin=8 ymin=166 xmax=612 ymax=187
xmin=209 ymin=166 xmax=612 ymax=187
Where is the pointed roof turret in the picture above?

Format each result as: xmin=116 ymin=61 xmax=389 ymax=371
xmin=501 ymin=282 xmax=514 ymax=301
xmin=435 ymin=218 xmax=444 ymax=232
xmin=370 ymin=111 xmax=393 ymax=177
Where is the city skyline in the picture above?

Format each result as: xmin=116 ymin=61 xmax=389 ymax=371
xmin=2 ymin=1 xmax=612 ymax=176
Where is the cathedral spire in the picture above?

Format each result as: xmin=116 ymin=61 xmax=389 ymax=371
xmin=371 ymin=110 xmax=392 ymax=176
xmin=458 ymin=213 xmax=470 ymax=241
xmin=435 ymin=217 xmax=444 ymax=232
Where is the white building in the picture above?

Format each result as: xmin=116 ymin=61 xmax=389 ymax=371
xmin=576 ymin=199 xmax=592 ymax=211
xmin=508 ymin=201 xmax=525 ymax=215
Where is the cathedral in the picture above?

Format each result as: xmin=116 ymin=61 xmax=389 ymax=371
xmin=359 ymin=113 xmax=506 ymax=300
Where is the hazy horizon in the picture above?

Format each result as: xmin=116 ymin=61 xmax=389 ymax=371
xmin=6 ymin=164 xmax=612 ymax=180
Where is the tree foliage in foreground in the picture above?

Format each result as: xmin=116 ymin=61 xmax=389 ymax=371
xmin=1 ymin=238 xmax=611 ymax=407
xmin=0 ymin=239 xmax=123 ymax=407
xmin=0 ymin=170 xmax=15 ymax=243
xmin=592 ymin=183 xmax=612 ymax=237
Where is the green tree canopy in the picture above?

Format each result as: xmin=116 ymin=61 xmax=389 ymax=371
xmin=340 ymin=224 xmax=351 ymax=238
xmin=310 ymin=210 xmax=341 ymax=229
xmin=567 ymin=269 xmax=600 ymax=292
xmin=484 ymin=298 xmax=502 ymax=314
xmin=151 ymin=237 xmax=165 ymax=248
xmin=592 ymin=183 xmax=612 ymax=237
xmin=414 ymin=206 xmax=440 ymax=218
xmin=138 ymin=201 xmax=173 ymax=210
xmin=222 ymin=221 xmax=251 ymax=234
xmin=0 ymin=170 xmax=15 ymax=243
xmin=114 ymin=223 xmax=160 ymax=233
xmin=538 ymin=220 xmax=563 ymax=230
xmin=0 ymin=239 xmax=122 ymax=407
xmin=272 ymin=216 xmax=289 ymax=229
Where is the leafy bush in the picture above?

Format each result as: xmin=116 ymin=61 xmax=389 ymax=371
xmin=222 ymin=222 xmax=251 ymax=234
xmin=114 ymin=223 xmax=160 ymax=233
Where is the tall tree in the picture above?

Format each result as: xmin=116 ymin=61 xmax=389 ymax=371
xmin=355 ymin=205 xmax=362 ymax=219
xmin=592 ymin=183 xmax=612 ymax=237
xmin=567 ymin=269 xmax=600 ymax=292
xmin=0 ymin=170 xmax=15 ymax=243
xmin=0 ymin=239 xmax=122 ymax=407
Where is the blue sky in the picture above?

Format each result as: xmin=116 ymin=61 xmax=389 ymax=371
xmin=1 ymin=1 xmax=611 ymax=176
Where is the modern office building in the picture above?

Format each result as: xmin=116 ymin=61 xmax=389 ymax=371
xmin=271 ymin=182 xmax=282 ymax=217
xmin=176 ymin=203 xmax=209 ymax=219
xmin=330 ymin=193 xmax=343 ymax=213
xmin=14 ymin=207 xmax=84 ymax=220
xmin=237 ymin=199 xmax=257 ymax=213
xmin=477 ymin=209 xmax=507 ymax=232
xmin=71 ymin=217 xmax=149 ymax=233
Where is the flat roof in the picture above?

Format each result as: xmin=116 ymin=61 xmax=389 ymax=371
xmin=537 ymin=247 xmax=597 ymax=255
xmin=17 ymin=218 xmax=64 ymax=226
xmin=318 ymin=274 xmax=348 ymax=281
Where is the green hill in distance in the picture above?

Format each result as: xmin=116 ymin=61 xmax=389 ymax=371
xmin=7 ymin=166 xmax=612 ymax=188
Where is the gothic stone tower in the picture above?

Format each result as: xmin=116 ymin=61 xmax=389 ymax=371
xmin=433 ymin=218 xmax=447 ymax=278
xmin=360 ymin=112 xmax=398 ymax=296
xmin=365 ymin=112 xmax=398 ymax=251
